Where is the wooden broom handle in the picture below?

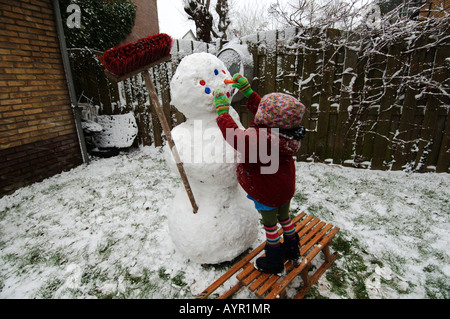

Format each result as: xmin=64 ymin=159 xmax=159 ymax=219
xmin=143 ymin=71 xmax=199 ymax=214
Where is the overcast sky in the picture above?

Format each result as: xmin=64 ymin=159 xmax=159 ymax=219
xmin=157 ymin=0 xmax=291 ymax=39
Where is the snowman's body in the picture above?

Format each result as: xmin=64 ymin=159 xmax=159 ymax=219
xmin=165 ymin=52 xmax=259 ymax=264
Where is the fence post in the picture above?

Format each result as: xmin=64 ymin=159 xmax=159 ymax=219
xmin=333 ymin=31 xmax=359 ymax=165
xmin=371 ymin=41 xmax=406 ymax=170
xmin=436 ymin=111 xmax=450 ymax=173
xmin=315 ymin=28 xmax=341 ymax=161
xmin=159 ymin=62 xmax=173 ymax=130
xmin=298 ymin=29 xmax=319 ymax=161
xmin=391 ymin=31 xmax=429 ymax=171
xmin=148 ymin=69 xmax=163 ymax=146
xmin=416 ymin=45 xmax=450 ymax=171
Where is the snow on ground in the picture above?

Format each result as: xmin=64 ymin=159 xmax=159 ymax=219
xmin=0 ymin=146 xmax=449 ymax=299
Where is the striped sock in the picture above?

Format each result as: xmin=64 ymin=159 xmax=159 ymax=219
xmin=280 ymin=217 xmax=296 ymax=240
xmin=264 ymin=224 xmax=281 ymax=247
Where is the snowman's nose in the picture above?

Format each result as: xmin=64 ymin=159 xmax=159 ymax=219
xmin=224 ymin=79 xmax=236 ymax=84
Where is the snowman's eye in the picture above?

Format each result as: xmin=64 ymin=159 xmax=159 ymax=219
xmin=214 ymin=69 xmax=219 ymax=76
xmin=222 ymin=70 xmax=226 ymax=74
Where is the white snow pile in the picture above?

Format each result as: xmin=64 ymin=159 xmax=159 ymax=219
xmin=0 ymin=146 xmax=449 ymax=299
xmin=92 ymin=113 xmax=138 ymax=149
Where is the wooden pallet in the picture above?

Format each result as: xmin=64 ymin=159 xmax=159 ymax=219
xmin=196 ymin=212 xmax=339 ymax=299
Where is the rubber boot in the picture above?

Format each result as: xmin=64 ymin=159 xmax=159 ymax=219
xmin=255 ymin=244 xmax=285 ymax=274
xmin=284 ymin=232 xmax=301 ymax=266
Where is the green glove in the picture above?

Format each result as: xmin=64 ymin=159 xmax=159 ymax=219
xmin=214 ymin=89 xmax=230 ymax=115
xmin=232 ymin=73 xmax=254 ymax=98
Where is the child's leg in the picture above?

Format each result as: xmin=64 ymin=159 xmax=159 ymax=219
xmin=277 ymin=200 xmax=290 ymax=221
xmin=277 ymin=200 xmax=301 ymax=263
xmin=277 ymin=201 xmax=296 ymax=240
xmin=259 ymin=208 xmax=281 ymax=247
xmin=256 ymin=208 xmax=284 ymax=273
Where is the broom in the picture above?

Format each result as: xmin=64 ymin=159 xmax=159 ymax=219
xmin=99 ymin=33 xmax=199 ymax=214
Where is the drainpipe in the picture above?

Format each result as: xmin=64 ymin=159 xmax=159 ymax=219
xmin=52 ymin=0 xmax=90 ymax=164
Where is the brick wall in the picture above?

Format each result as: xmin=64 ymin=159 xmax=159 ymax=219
xmin=0 ymin=0 xmax=83 ymax=196
xmin=121 ymin=0 xmax=159 ymax=44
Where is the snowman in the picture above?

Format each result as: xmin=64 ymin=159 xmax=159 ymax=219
xmin=165 ymin=52 xmax=259 ymax=264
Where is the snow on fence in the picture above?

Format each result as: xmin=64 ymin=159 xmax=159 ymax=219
xmin=239 ymin=23 xmax=449 ymax=173
xmin=68 ymin=22 xmax=449 ymax=172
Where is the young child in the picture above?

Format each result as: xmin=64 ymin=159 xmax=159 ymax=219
xmin=214 ymin=73 xmax=306 ymax=274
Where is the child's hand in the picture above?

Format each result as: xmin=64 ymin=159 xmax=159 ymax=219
xmin=232 ymin=74 xmax=254 ymax=98
xmin=214 ymin=89 xmax=230 ymax=115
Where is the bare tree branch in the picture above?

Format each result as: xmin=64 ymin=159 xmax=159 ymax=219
xmin=183 ymin=0 xmax=231 ymax=41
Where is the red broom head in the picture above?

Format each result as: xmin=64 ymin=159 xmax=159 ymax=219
xmin=98 ymin=33 xmax=173 ymax=77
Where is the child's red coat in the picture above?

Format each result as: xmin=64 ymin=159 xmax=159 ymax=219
xmin=216 ymin=92 xmax=301 ymax=207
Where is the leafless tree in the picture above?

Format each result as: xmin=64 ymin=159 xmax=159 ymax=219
xmin=268 ymin=0 xmax=372 ymax=31
xmin=216 ymin=0 xmax=231 ymax=39
xmin=183 ymin=0 xmax=232 ymax=42
xmin=183 ymin=0 xmax=214 ymax=42
xmin=228 ymin=1 xmax=278 ymax=38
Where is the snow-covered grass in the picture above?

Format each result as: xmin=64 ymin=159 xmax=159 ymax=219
xmin=0 ymin=146 xmax=449 ymax=299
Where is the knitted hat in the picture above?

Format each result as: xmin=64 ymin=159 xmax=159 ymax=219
xmin=254 ymin=93 xmax=306 ymax=129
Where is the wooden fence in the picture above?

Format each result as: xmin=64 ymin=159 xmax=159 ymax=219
xmin=68 ymin=23 xmax=449 ymax=172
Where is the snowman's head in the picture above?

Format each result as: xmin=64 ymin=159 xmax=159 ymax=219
xmin=170 ymin=52 xmax=236 ymax=119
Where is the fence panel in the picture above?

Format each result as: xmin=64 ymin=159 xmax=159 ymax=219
xmin=69 ymin=23 xmax=449 ymax=172
xmin=233 ymin=24 xmax=449 ymax=173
